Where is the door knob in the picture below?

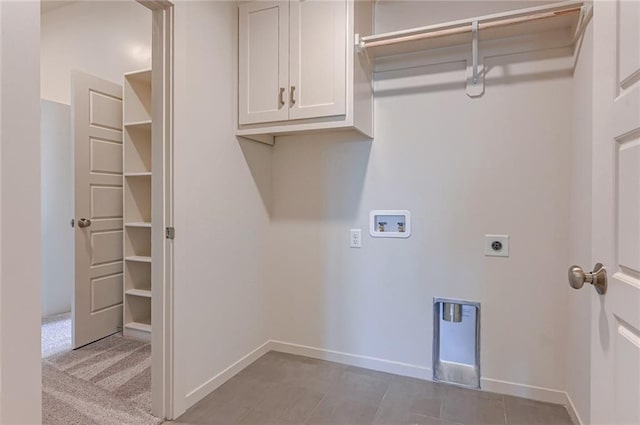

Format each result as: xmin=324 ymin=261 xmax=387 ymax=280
xmin=568 ymin=263 xmax=607 ymax=295
xmin=78 ymin=218 xmax=92 ymax=228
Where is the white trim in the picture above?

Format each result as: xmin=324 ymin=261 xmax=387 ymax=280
xmin=481 ymin=376 xmax=568 ymax=405
xmin=565 ymin=392 xmax=585 ymax=425
xmin=142 ymin=1 xmax=174 ymax=420
xmin=272 ymin=341 xmax=572 ymax=407
xmin=269 ymin=340 xmax=431 ymax=379
xmin=184 ymin=340 xmax=272 ymax=409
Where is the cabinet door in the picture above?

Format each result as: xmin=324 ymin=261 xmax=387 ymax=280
xmin=239 ymin=1 xmax=289 ymax=125
xmin=289 ymin=0 xmax=347 ymax=120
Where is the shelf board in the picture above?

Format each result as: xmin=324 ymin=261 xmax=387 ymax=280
xmin=125 ymin=256 xmax=152 ymax=263
xmin=125 ymin=222 xmax=152 ymax=228
xmin=360 ymin=1 xmax=585 ymax=59
xmin=125 ymin=289 xmax=152 ymax=298
xmin=124 ymin=69 xmax=152 ymax=84
xmin=124 ymin=322 xmax=151 ymax=333
xmin=124 ymin=172 xmax=152 ymax=177
xmin=124 ymin=120 xmax=152 ymax=129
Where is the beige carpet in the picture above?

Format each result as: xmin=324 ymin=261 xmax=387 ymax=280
xmin=43 ymin=334 xmax=161 ymax=425
xmin=42 ymin=313 xmax=72 ymax=357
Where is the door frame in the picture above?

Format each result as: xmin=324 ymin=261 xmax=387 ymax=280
xmin=137 ymin=0 xmax=175 ymax=420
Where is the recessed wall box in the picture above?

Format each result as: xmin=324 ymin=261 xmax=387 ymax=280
xmin=433 ymin=298 xmax=481 ymax=389
xmin=369 ymin=210 xmax=411 ymax=238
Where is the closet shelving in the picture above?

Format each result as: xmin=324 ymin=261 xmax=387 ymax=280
xmin=357 ymin=1 xmax=587 ymax=59
xmin=357 ymin=1 xmax=589 ymax=97
xmin=123 ymin=69 xmax=152 ymax=342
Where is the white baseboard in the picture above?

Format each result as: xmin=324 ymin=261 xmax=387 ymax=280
xmin=272 ymin=341 xmax=571 ymax=408
xmin=269 ymin=340 xmax=432 ymax=380
xmin=183 ymin=339 xmax=575 ymax=418
xmin=480 ymin=376 xmax=568 ymax=405
xmin=184 ymin=340 xmax=271 ymax=410
xmin=565 ymin=392 xmax=585 ymax=425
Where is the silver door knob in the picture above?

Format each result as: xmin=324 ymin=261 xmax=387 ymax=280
xmin=568 ymin=263 xmax=607 ymax=295
xmin=78 ymin=218 xmax=92 ymax=228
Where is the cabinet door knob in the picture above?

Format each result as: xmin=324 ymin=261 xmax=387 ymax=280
xmin=278 ymin=87 xmax=285 ymax=108
xmin=290 ymin=86 xmax=296 ymax=106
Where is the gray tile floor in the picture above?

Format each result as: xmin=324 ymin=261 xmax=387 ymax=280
xmin=173 ymin=352 xmax=574 ymax=425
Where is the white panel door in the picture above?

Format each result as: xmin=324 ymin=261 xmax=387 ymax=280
xmin=289 ymin=0 xmax=346 ymax=120
xmin=239 ymin=1 xmax=289 ymax=125
xmin=590 ymin=1 xmax=640 ymax=424
xmin=72 ymin=72 xmax=124 ymax=349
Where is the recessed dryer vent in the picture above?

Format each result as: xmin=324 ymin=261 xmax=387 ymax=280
xmin=433 ymin=298 xmax=480 ymax=389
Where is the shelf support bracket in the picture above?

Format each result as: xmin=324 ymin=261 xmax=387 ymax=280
xmin=472 ymin=21 xmax=478 ymax=84
xmin=572 ymin=4 xmax=592 ymax=44
xmin=354 ymin=33 xmax=374 ymax=73
xmin=354 ymin=33 xmax=365 ymax=54
xmin=466 ymin=20 xmax=484 ymax=98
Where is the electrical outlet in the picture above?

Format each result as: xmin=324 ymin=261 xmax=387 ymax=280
xmin=350 ymin=229 xmax=362 ymax=248
xmin=485 ymin=234 xmax=509 ymax=257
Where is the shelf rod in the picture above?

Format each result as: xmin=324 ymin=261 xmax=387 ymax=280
xmin=363 ymin=6 xmax=582 ymax=49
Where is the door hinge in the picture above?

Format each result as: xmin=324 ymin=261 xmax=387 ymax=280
xmin=166 ymin=226 xmax=175 ymax=240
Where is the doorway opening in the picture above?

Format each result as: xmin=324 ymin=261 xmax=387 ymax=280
xmin=40 ymin=0 xmax=174 ymax=421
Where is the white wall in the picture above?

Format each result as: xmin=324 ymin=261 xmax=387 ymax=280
xmin=172 ymin=0 xmax=272 ymax=415
xmin=373 ymin=0 xmax=556 ymax=33
xmin=41 ymin=100 xmax=73 ymax=317
xmin=0 ymin=1 xmax=42 ymax=423
xmin=267 ymin=0 xmax=573 ymax=403
xmin=566 ymin=22 xmax=593 ymax=425
xmin=41 ymin=0 xmax=151 ymax=105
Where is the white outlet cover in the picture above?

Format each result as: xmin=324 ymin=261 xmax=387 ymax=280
xmin=350 ymin=229 xmax=362 ymax=248
xmin=485 ymin=235 xmax=509 ymax=257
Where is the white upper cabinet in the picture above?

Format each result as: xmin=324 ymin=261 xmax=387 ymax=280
xmin=238 ymin=1 xmax=289 ymax=125
xmin=237 ymin=0 xmax=373 ymax=144
xmin=289 ymin=0 xmax=346 ymax=120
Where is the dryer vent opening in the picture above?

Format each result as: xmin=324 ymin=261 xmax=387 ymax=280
xmin=433 ymin=298 xmax=480 ymax=389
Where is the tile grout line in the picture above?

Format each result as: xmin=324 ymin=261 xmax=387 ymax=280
xmin=369 ymin=384 xmax=390 ymax=425
xmin=502 ymin=394 xmax=509 ymax=425
xmin=301 ymin=391 xmax=328 ymax=425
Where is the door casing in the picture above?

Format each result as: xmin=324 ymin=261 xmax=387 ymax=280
xmin=137 ymin=0 xmax=175 ymax=420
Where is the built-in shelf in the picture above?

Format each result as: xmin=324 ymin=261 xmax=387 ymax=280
xmin=124 ymin=176 xmax=151 ymax=223
xmin=125 ymin=222 xmax=152 ymax=228
xmin=125 ymin=172 xmax=152 ymax=177
xmin=125 ymin=255 xmax=152 ymax=263
xmin=124 ymin=322 xmax=152 ymax=333
xmin=125 ymin=289 xmax=152 ymax=298
xmin=123 ymin=69 xmax=153 ymax=342
xmin=123 ymin=69 xmax=151 ymax=123
xmin=124 ymin=120 xmax=152 ymax=129
xmin=358 ymin=1 xmax=587 ymax=59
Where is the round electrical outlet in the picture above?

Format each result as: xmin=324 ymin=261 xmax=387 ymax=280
xmin=491 ymin=241 xmax=503 ymax=251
